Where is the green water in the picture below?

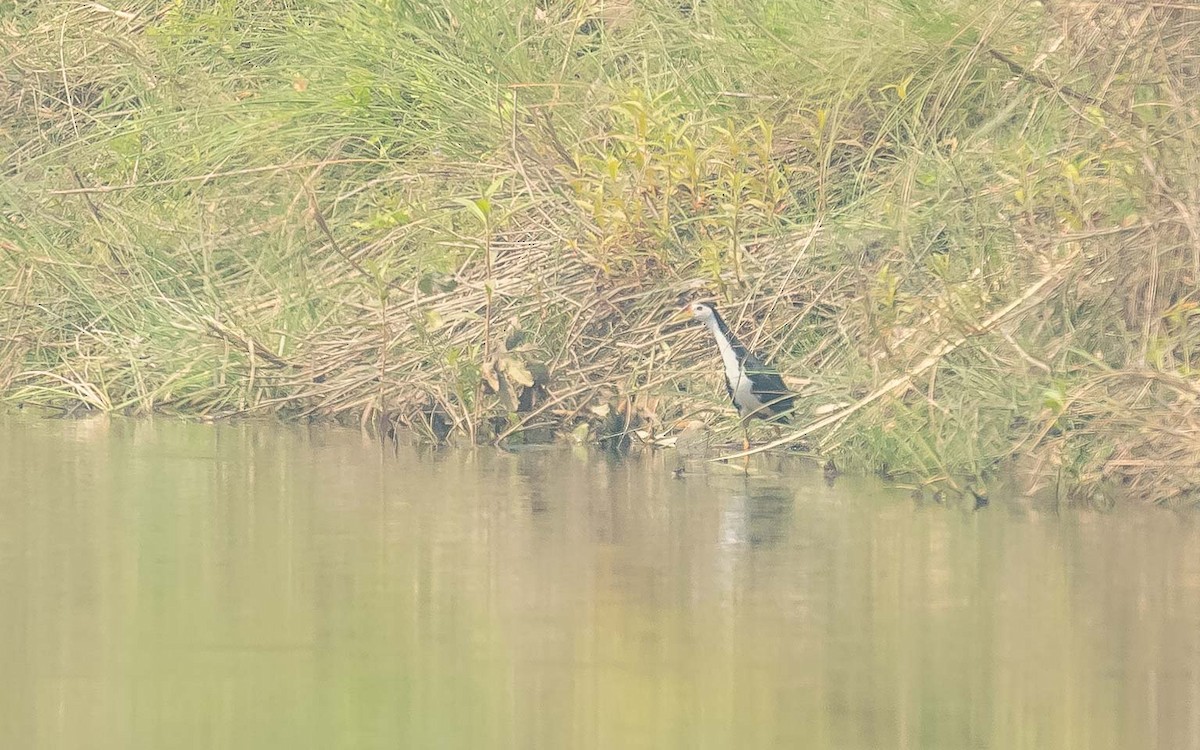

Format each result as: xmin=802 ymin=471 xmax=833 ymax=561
xmin=1 ymin=415 xmax=1197 ymax=749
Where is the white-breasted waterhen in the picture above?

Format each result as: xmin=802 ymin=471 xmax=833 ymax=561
xmin=678 ymin=301 xmax=795 ymax=452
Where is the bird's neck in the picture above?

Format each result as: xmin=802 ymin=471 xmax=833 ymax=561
xmin=704 ymin=311 xmax=748 ymax=380
xmin=705 ymin=310 xmax=748 ymax=356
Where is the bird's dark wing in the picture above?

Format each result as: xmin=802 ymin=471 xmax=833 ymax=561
xmin=743 ymin=353 xmax=795 ymax=419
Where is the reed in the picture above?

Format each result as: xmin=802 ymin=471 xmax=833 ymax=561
xmin=2 ymin=0 xmax=1198 ymax=504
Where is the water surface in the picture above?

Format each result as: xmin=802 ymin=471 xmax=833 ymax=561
xmin=1 ymin=416 xmax=1197 ymax=749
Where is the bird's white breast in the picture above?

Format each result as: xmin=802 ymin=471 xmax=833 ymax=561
xmin=731 ymin=373 xmax=763 ymax=416
xmin=705 ymin=319 xmax=762 ymax=417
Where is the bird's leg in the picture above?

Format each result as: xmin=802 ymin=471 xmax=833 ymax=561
xmin=741 ymin=423 xmax=751 ymax=473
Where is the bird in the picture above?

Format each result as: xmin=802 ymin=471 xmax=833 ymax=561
xmin=678 ymin=301 xmax=795 ymax=452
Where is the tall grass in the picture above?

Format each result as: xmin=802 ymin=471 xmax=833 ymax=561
xmin=2 ymin=0 xmax=1198 ymax=504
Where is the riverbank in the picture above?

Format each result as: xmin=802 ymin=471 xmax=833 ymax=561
xmin=3 ymin=1 xmax=1198 ymax=504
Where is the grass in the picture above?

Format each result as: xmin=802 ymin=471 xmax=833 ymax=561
xmin=2 ymin=0 xmax=1199 ymax=505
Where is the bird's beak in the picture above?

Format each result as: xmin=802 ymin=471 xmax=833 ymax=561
xmin=667 ymin=306 xmax=694 ymax=326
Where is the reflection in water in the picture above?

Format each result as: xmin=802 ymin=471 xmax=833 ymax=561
xmin=0 ymin=415 xmax=1198 ymax=750
xmin=719 ymin=484 xmax=795 ymax=548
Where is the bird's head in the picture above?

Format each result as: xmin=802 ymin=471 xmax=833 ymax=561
xmin=684 ymin=300 xmax=719 ymax=324
xmin=667 ymin=298 xmax=720 ymax=328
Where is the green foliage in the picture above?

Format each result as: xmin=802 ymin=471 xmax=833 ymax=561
xmin=2 ymin=0 xmax=1198 ymax=503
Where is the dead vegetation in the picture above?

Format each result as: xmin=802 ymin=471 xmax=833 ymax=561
xmin=2 ymin=0 xmax=1199 ymax=505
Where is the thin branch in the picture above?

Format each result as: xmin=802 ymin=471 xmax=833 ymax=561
xmin=719 ymin=251 xmax=1081 ymax=461
xmin=988 ymin=49 xmax=1145 ymax=128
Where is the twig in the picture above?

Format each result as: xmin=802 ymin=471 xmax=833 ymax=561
xmin=201 ymin=317 xmax=291 ymax=369
xmin=718 ymin=250 xmax=1081 ymax=461
xmin=70 ymin=169 xmax=104 ymax=222
xmin=988 ymin=49 xmax=1145 ymax=128
xmin=83 ymin=3 xmax=138 ymax=21
xmin=47 ymin=159 xmax=383 ymax=195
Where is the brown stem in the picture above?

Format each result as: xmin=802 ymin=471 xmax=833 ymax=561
xmin=722 ymin=249 xmax=1081 ymax=460
xmin=987 ymin=49 xmax=1145 ymax=129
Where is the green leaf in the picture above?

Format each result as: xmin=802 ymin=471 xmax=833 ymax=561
xmin=451 ymin=197 xmax=488 ymax=225
xmin=485 ymin=174 xmax=508 ymax=199
xmin=605 ymin=155 xmax=620 ymax=181
xmin=1042 ymin=386 xmax=1066 ymax=414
